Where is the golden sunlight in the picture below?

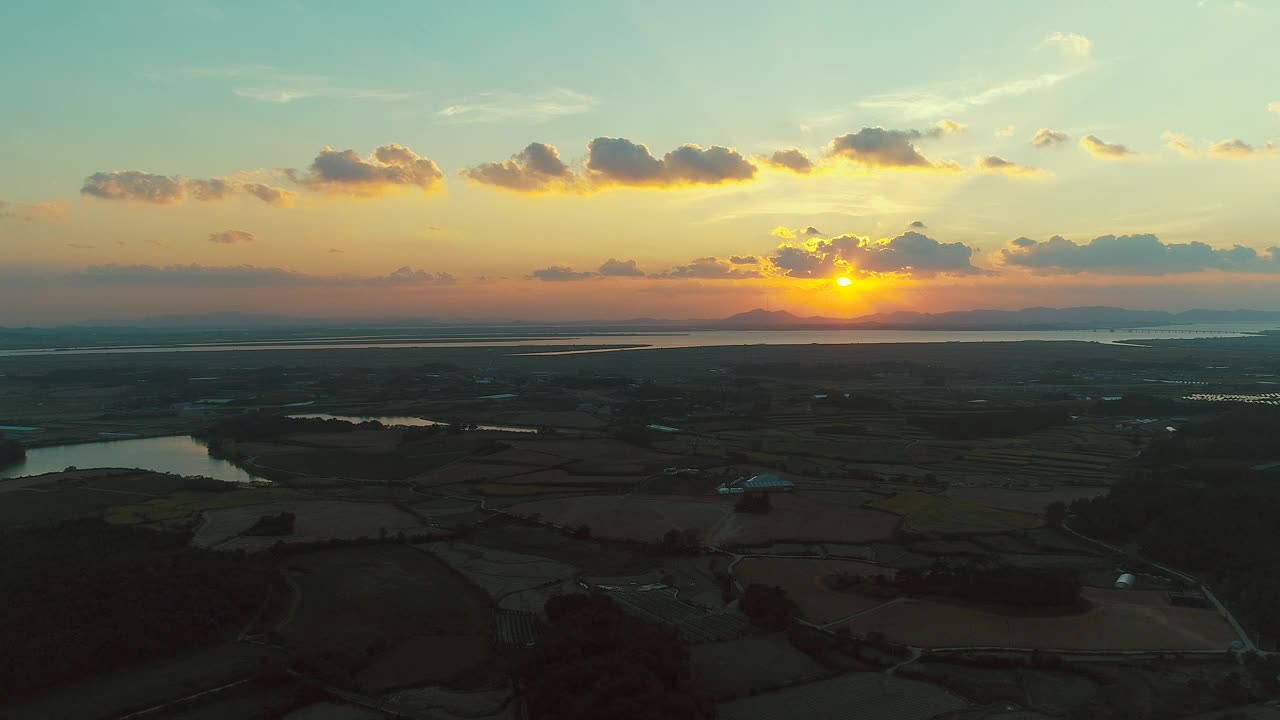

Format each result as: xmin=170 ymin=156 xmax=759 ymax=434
xmin=836 ymin=276 xmax=853 ymax=287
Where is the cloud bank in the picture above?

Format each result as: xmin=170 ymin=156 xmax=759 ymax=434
xmin=826 ymin=127 xmax=960 ymax=171
xmin=1 ymin=199 xmax=69 ymax=221
xmin=769 ymin=231 xmax=982 ymax=278
xmin=81 ymin=171 xmax=294 ymax=206
xmin=461 ymin=142 xmax=575 ymax=192
xmin=759 ymin=149 xmax=814 ymax=174
xmin=289 ymin=145 xmax=445 ymax=196
xmin=74 ymin=264 xmax=455 ymax=287
xmin=208 ymin=229 xmax=256 ymax=244
xmin=1001 ymin=234 xmax=1280 ymax=275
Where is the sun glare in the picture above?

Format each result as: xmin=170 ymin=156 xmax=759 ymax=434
xmin=836 ymin=276 xmax=853 ymax=287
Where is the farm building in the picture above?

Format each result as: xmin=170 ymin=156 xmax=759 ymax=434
xmin=717 ymin=473 xmax=795 ymax=495
xmin=1115 ymin=573 xmax=1136 ymax=590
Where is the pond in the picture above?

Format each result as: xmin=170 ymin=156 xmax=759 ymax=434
xmin=289 ymin=413 xmax=539 ymax=433
xmin=0 ymin=435 xmax=261 ymax=483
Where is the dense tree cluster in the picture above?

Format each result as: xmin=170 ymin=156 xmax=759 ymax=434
xmin=0 ymin=519 xmax=272 ymax=700
xmin=1142 ymin=406 xmax=1280 ymax=464
xmin=829 ymin=561 xmax=1082 ymax=610
xmin=515 ymin=594 xmax=714 ymax=720
xmin=198 ymin=413 xmax=363 ymax=441
xmin=899 ymin=562 xmax=1082 ymax=609
xmin=741 ymin=584 xmax=797 ymax=630
xmin=0 ymin=438 xmax=25 ymax=468
xmin=1070 ymin=469 xmax=1280 ymax=643
xmin=243 ymin=511 xmax=296 ymax=536
xmin=655 ymin=528 xmax=702 ymax=555
xmin=909 ymin=405 xmax=1069 ymax=440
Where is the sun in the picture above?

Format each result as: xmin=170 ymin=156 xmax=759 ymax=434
xmin=836 ymin=276 xmax=853 ymax=287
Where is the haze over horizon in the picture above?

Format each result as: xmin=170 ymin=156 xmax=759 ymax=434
xmin=3 ymin=1 xmax=1280 ymax=325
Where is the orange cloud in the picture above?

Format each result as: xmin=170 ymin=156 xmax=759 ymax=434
xmin=975 ymin=155 xmax=1045 ymax=177
xmin=0 ymin=199 xmax=69 ymax=221
xmin=1080 ymin=134 xmax=1136 ymax=159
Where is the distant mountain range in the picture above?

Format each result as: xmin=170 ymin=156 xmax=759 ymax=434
xmin=712 ymin=306 xmax=1280 ymax=330
xmin=7 ymin=306 xmax=1280 ymax=333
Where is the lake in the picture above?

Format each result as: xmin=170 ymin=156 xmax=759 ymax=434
xmin=290 ymin=413 xmax=539 ymax=433
xmin=0 ymin=435 xmax=260 ymax=483
xmin=0 ymin=325 xmax=1268 ymax=357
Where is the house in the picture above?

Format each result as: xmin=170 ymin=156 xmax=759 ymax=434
xmin=717 ymin=473 xmax=795 ymax=494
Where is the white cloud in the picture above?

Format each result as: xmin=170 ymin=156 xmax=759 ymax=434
xmin=995 ymin=125 xmax=1016 ymax=138
xmin=233 ymin=86 xmax=414 ymax=103
xmin=1041 ymin=32 xmax=1092 ymax=58
xmin=152 ymin=64 xmax=414 ymax=103
xmin=1268 ymin=101 xmax=1280 ymax=113
xmin=437 ymin=89 xmax=597 ymax=123
xmin=860 ymin=70 xmax=1081 ymax=120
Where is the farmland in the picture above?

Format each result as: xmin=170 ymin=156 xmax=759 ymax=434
xmin=733 ymin=558 xmax=894 ymax=624
xmin=504 ymin=494 xmax=730 ymax=542
xmin=193 ymin=500 xmax=428 ymax=550
xmin=868 ymin=491 xmax=1044 ymax=535
xmin=280 ymin=545 xmax=493 ymax=690
xmin=716 ymin=671 xmax=966 ymax=720
xmin=841 ymin=588 xmax=1238 ymax=651
xmin=7 ymin=332 xmax=1280 ymax=717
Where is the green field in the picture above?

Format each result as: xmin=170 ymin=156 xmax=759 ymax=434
xmin=105 ymin=487 xmax=301 ymax=528
xmin=869 ymin=491 xmax=1043 ymax=535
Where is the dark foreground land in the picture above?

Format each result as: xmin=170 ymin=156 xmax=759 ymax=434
xmin=3 ymin=334 xmax=1280 ymax=719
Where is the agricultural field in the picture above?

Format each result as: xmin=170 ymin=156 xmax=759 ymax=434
xmin=105 ymin=487 xmax=301 ymax=528
xmin=284 ymin=702 xmax=388 ymax=720
xmin=710 ymin=494 xmax=902 ymax=547
xmin=192 ymin=499 xmax=428 ymax=550
xmin=689 ymin=633 xmax=826 ymax=700
xmin=0 ymin=643 xmax=276 ymax=720
xmin=504 ymin=494 xmax=730 ymax=542
xmin=733 ymin=557 xmax=895 ymax=625
xmin=868 ymin=492 xmax=1043 ymax=535
xmin=941 ymin=485 xmax=1110 ymax=514
xmin=842 ymin=588 xmax=1238 ymax=651
xmin=0 ymin=470 xmax=246 ymax=529
xmin=900 ymin=662 xmax=1100 ymax=715
xmin=466 ymin=518 xmax=655 ymax=576
xmin=418 ymin=541 xmax=578 ymax=611
xmin=411 ymin=460 xmax=546 ymax=487
xmin=383 ymin=686 xmax=514 ymax=720
xmin=280 ymin=544 xmax=493 ymax=690
xmin=716 ymin=671 xmax=966 ymax=720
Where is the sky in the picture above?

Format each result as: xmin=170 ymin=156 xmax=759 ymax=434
xmin=2 ymin=0 xmax=1279 ymax=324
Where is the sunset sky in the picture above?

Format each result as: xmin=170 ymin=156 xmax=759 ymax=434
xmin=2 ymin=0 xmax=1279 ymax=324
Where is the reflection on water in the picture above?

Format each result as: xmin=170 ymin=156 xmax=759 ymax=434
xmin=290 ymin=413 xmax=539 ymax=433
xmin=0 ymin=435 xmax=260 ymax=482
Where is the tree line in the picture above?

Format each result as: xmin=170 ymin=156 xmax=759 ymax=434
xmin=1070 ymin=468 xmax=1280 ymax=644
xmin=514 ymin=594 xmax=714 ymax=720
